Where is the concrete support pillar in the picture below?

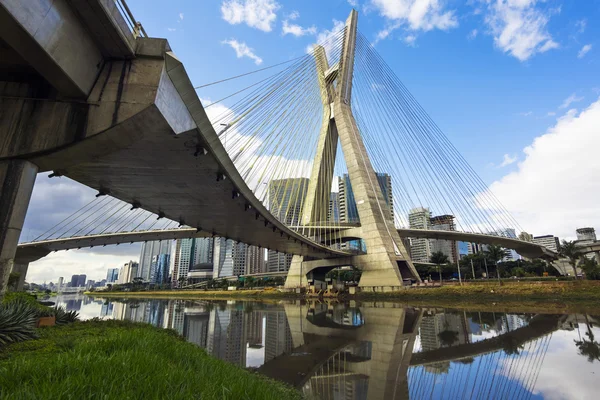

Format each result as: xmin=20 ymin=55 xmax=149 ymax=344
xmin=11 ymin=262 xmax=29 ymax=291
xmin=0 ymin=160 xmax=37 ymax=297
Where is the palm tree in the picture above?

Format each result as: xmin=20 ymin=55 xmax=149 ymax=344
xmin=574 ymin=316 xmax=600 ymax=362
xmin=560 ymin=240 xmax=583 ymax=279
xmin=485 ymin=245 xmax=509 ymax=280
xmin=430 ymin=251 xmax=449 ymax=283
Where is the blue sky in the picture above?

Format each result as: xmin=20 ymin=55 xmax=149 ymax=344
xmin=126 ymin=0 xmax=599 ymax=184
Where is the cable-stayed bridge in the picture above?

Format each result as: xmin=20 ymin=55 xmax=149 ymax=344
xmin=1 ymin=1 xmax=555 ymax=294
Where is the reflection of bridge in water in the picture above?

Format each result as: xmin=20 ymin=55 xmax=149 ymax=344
xmin=95 ymin=297 xmax=567 ymax=399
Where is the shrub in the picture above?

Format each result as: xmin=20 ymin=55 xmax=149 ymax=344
xmin=0 ymin=299 xmax=39 ymax=346
xmin=54 ymin=307 xmax=79 ymax=325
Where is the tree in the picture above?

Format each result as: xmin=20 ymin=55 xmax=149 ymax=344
xmin=574 ymin=316 xmax=600 ymax=363
xmin=581 ymin=258 xmax=600 ymax=280
xmin=430 ymin=251 xmax=449 ymax=283
xmin=485 ymin=245 xmax=509 ymax=279
xmin=560 ymin=240 xmax=583 ymax=279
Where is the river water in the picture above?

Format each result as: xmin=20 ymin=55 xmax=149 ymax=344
xmin=53 ymin=295 xmax=599 ymax=399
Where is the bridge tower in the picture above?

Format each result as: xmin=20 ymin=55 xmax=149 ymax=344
xmin=285 ymin=10 xmax=421 ymax=290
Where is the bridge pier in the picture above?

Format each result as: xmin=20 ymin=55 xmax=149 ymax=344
xmin=0 ymin=160 xmax=37 ymax=297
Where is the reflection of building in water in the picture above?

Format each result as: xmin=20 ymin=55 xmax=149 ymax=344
xmin=246 ymin=311 xmax=264 ymax=348
xmin=499 ymin=314 xmax=527 ymax=333
xmin=170 ymin=301 xmax=186 ymax=335
xmin=146 ymin=300 xmax=167 ymax=328
xmin=113 ymin=301 xmax=148 ymax=323
xmin=65 ymin=298 xmax=82 ymax=312
xmin=265 ymin=311 xmax=293 ymax=362
xmin=419 ymin=312 xmax=471 ymax=373
xmin=207 ymin=309 xmax=247 ymax=367
xmin=184 ymin=306 xmax=210 ymax=348
xmin=100 ymin=302 xmax=113 ymax=317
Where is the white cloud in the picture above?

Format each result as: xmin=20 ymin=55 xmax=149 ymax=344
xmin=179 ymin=12 xmax=184 ymax=21
xmin=222 ymin=39 xmax=263 ymax=65
xmin=167 ymin=28 xmax=176 ymax=32
xmin=518 ymin=111 xmax=533 ymax=116
xmin=404 ymin=34 xmax=417 ymax=46
xmin=28 ymin=247 xmax=140 ymax=284
xmin=487 ymin=98 xmax=600 ymax=238
xmin=286 ymin=10 xmax=299 ymax=20
xmin=306 ymin=19 xmax=345 ymax=54
xmin=578 ymin=44 xmax=592 ymax=59
xmin=559 ymin=93 xmax=583 ymax=109
xmin=370 ymin=0 xmax=458 ymax=33
xmin=498 ymin=153 xmax=517 ymax=167
xmin=468 ymin=28 xmax=478 ymax=40
xmin=282 ymin=20 xmax=317 ymax=37
xmin=221 ymin=0 xmax=280 ymax=32
xmin=502 ymin=325 xmax=600 ymax=400
xmin=348 ymin=0 xmax=359 ymax=6
xmin=547 ymin=111 xmax=556 ymax=117
xmin=575 ymin=19 xmax=586 ymax=34
xmin=480 ymin=0 xmax=559 ymax=61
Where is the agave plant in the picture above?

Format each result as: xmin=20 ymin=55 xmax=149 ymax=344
xmin=0 ymin=299 xmax=39 ymax=346
xmin=54 ymin=306 xmax=79 ymax=325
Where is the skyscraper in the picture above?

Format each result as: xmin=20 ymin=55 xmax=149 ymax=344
xmin=268 ymin=178 xmax=309 ymax=226
xmin=138 ymin=240 xmax=172 ymax=281
xmin=232 ymin=242 xmax=248 ymax=277
xmin=430 ymin=215 xmax=459 ymax=263
xmin=106 ymin=268 xmax=119 ymax=283
xmin=328 ymin=192 xmax=340 ymax=222
xmin=246 ymin=246 xmax=265 ymax=275
xmin=213 ymin=237 xmax=234 ymax=278
xmin=267 ymin=178 xmax=309 ymax=272
xmin=70 ymin=274 xmax=79 ymax=287
xmin=118 ymin=261 xmax=138 ymax=284
xmin=576 ymin=227 xmax=596 ymax=242
xmin=338 ymin=172 xmax=393 ymax=223
xmin=150 ymin=254 xmax=171 ymax=284
xmin=408 ymin=207 xmax=432 ymax=263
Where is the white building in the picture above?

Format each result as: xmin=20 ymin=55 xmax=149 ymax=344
xmin=532 ymin=235 xmax=560 ymax=253
xmin=408 ymin=207 xmax=432 ymax=263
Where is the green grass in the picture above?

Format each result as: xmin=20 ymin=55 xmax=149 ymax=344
xmin=0 ymin=320 xmax=301 ymax=400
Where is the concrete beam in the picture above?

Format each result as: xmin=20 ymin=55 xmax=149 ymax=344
xmin=0 ymin=0 xmax=104 ymax=98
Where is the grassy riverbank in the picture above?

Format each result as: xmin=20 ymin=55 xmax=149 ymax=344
xmin=89 ymin=280 xmax=600 ymax=301
xmin=0 ymin=320 xmax=300 ymax=399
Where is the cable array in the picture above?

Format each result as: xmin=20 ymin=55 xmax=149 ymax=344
xmin=200 ymin=28 xmax=351 ymax=247
xmin=30 ymin=195 xmax=183 ymax=242
xmin=352 ymin=31 xmax=522 ymax=235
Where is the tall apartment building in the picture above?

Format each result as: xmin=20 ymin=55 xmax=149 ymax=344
xmin=430 ymin=214 xmax=459 ymax=263
xmin=267 ymin=178 xmax=309 ymax=272
xmin=532 ymin=235 xmax=560 ymax=253
xmin=328 ymin=192 xmax=340 ymax=222
xmin=138 ymin=240 xmax=172 ymax=281
xmin=118 ymin=261 xmax=138 ymax=284
xmin=246 ymin=246 xmax=265 ymax=275
xmin=408 ymin=207 xmax=432 ymax=263
xmin=518 ymin=231 xmax=533 ymax=242
xmin=338 ymin=173 xmax=393 ymax=223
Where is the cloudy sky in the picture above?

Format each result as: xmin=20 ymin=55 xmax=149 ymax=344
xmin=24 ymin=0 xmax=600 ymax=283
